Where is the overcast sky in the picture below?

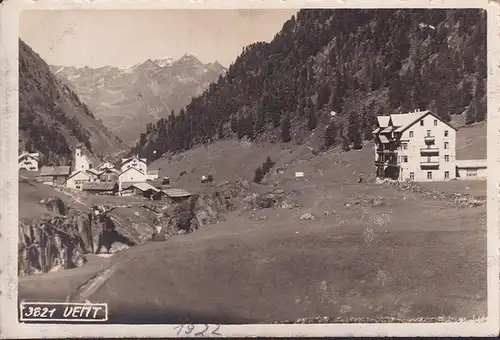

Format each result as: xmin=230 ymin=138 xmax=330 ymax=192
xmin=20 ymin=9 xmax=298 ymax=68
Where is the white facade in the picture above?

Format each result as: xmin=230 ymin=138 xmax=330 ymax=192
xmin=66 ymin=170 xmax=94 ymax=190
xmin=373 ymin=110 xmax=457 ymax=182
xmin=118 ymin=167 xmax=148 ymax=191
xmin=19 ymin=152 xmax=40 ymax=171
xmin=121 ymin=155 xmax=148 ymax=174
xmin=74 ymin=148 xmax=93 ymax=172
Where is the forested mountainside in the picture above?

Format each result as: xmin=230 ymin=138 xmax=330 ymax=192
xmin=132 ymin=9 xmax=487 ymax=161
xmin=50 ymin=56 xmax=226 ymax=145
xmin=19 ymin=40 xmax=127 ymax=166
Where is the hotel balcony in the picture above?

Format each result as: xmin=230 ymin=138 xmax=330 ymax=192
xmin=424 ymin=135 xmax=435 ymax=143
xmin=420 ymin=160 xmax=440 ymax=169
xmin=420 ymin=147 xmax=440 ymax=155
xmin=376 ymin=148 xmax=398 ymax=154
xmin=375 ymin=158 xmax=400 ymax=167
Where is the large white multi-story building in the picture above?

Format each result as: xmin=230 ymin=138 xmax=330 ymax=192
xmin=372 ymin=109 xmax=457 ymax=182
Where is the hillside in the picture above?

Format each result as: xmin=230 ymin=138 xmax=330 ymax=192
xmin=132 ymin=9 xmax=486 ymax=161
xmin=50 ymin=55 xmax=227 ymax=145
xmin=19 ymin=40 xmax=127 ymax=165
xmin=19 ymin=131 xmax=486 ymax=322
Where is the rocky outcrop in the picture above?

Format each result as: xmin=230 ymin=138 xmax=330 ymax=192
xmin=243 ymin=191 xmax=300 ymax=211
xmin=381 ymin=180 xmax=486 ymax=208
xmin=18 ymin=200 xmax=145 ymax=276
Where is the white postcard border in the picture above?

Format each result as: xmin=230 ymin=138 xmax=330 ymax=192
xmin=1 ymin=0 xmax=499 ymax=337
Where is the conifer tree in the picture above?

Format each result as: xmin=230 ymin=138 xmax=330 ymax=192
xmin=281 ymin=116 xmax=292 ymax=142
xmin=324 ymin=121 xmax=337 ymax=148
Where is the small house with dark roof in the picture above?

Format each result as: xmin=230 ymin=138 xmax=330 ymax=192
xmin=99 ymin=168 xmax=120 ymax=182
xmin=82 ymin=182 xmax=119 ymax=195
xmin=39 ymin=166 xmax=71 ymax=186
xmin=163 ymin=188 xmax=192 ymax=203
xmin=121 ymin=182 xmax=159 ymax=199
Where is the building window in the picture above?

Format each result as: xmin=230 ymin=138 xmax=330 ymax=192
xmin=402 ymin=143 xmax=408 ymax=150
xmin=409 ymin=131 xmax=414 ymax=138
xmin=426 ymin=130 xmax=431 ymax=137
xmin=409 ymin=172 xmax=415 ymax=180
xmin=444 ymin=171 xmax=450 ymax=179
xmin=466 ymin=169 xmax=478 ymax=177
xmin=444 ymin=142 xmax=449 ymax=149
xmin=434 ymin=119 xmax=437 ymax=126
xmin=420 ymin=120 xmax=424 ymax=126
xmin=427 ymin=171 xmax=432 ymax=180
xmin=444 ymin=130 xmax=448 ymax=137
xmin=76 ymin=185 xmax=81 ymax=189
xmin=444 ymin=155 xmax=449 ymax=162
xmin=402 ymin=156 xmax=408 ymax=163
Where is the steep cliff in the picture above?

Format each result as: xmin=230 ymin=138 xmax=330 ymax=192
xmin=19 ymin=39 xmax=127 ymax=166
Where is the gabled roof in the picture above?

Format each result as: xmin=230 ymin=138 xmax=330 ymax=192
xmin=40 ymin=166 xmax=71 ymax=176
xmin=67 ymin=170 xmax=93 ymax=181
xmin=119 ymin=166 xmax=146 ymax=176
xmin=390 ymin=111 xmax=428 ymax=129
xmin=19 ymin=152 xmax=40 ymax=162
xmin=121 ymin=155 xmax=147 ymax=166
xmin=163 ymin=188 xmax=192 ymax=198
xmin=393 ymin=110 xmax=458 ymax=133
xmin=87 ymin=168 xmax=104 ymax=176
xmin=376 ymin=116 xmax=390 ymax=128
xmin=82 ymin=182 xmax=118 ymax=191
xmin=122 ymin=182 xmax=159 ymax=192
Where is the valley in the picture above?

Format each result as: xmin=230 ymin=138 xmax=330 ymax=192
xmin=16 ymin=8 xmax=489 ymax=326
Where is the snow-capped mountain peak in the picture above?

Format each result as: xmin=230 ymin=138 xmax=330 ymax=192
xmin=155 ymin=56 xmax=175 ymax=68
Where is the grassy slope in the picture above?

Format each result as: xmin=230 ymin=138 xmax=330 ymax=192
xmin=18 ymin=122 xmax=487 ymax=323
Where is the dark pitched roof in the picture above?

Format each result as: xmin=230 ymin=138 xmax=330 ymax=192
xmin=40 ymin=166 xmax=71 ymax=176
xmin=82 ymin=182 xmax=118 ymax=191
xmin=163 ymin=188 xmax=192 ymax=198
xmin=122 ymin=182 xmax=159 ymax=192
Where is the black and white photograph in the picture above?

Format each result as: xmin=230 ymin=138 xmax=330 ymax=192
xmin=1 ymin=0 xmax=499 ymax=338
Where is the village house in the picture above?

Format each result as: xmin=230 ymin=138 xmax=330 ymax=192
xmin=18 ymin=152 xmax=40 ymax=171
xmin=39 ymin=166 xmax=71 ymax=186
xmin=147 ymin=177 xmax=171 ymax=190
xmin=66 ymin=170 xmax=95 ymax=190
xmin=118 ymin=167 xmax=148 ymax=192
xmin=120 ymin=155 xmax=148 ymax=173
xmin=121 ymin=182 xmax=159 ymax=198
xmin=99 ymin=168 xmax=120 ymax=182
xmin=86 ymin=168 xmax=104 ymax=178
xmin=373 ymin=109 xmax=457 ymax=182
xmin=455 ymin=159 xmax=487 ymax=180
xmin=163 ymin=188 xmax=192 ymax=203
xmin=82 ymin=182 xmax=119 ymax=195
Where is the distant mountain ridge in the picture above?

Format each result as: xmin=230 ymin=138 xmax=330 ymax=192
xmin=19 ymin=39 xmax=127 ymax=166
xmin=50 ymin=54 xmax=227 ymax=145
